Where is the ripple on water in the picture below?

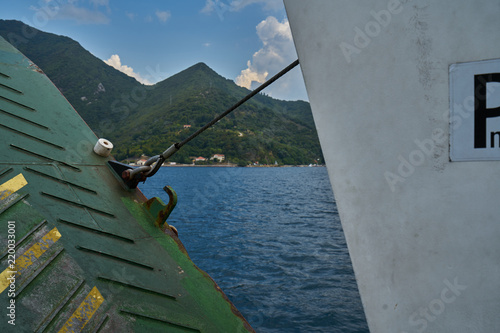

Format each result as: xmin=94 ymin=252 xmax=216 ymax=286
xmin=140 ymin=167 xmax=368 ymax=333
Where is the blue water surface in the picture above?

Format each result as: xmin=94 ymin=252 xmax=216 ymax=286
xmin=139 ymin=166 xmax=369 ymax=333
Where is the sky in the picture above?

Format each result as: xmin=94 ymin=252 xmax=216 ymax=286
xmin=2 ymin=0 xmax=308 ymax=101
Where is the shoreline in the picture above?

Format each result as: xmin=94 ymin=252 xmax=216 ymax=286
xmin=157 ymin=164 xmax=326 ymax=168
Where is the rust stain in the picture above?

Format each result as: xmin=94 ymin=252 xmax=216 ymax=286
xmin=144 ymin=186 xmax=177 ymax=228
xmin=29 ymin=62 xmax=44 ymax=74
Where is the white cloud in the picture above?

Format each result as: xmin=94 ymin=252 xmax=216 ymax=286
xmin=236 ymin=16 xmax=307 ymax=101
xmin=29 ymin=1 xmax=110 ymax=25
xmin=155 ymin=10 xmax=171 ymax=23
xmin=256 ymin=15 xmax=292 ymax=43
xmin=230 ymin=0 xmax=283 ymax=12
xmin=57 ymin=4 xmax=110 ymax=24
xmin=201 ymin=0 xmax=283 ymax=14
xmin=104 ymin=54 xmax=153 ymax=85
xmin=89 ymin=0 xmax=109 ymax=6
xmin=203 ymin=42 xmax=212 ymax=47
xmin=89 ymin=0 xmax=110 ymax=14
xmin=201 ymin=0 xmax=217 ymax=14
xmin=126 ymin=12 xmax=135 ymax=21
xmin=236 ymin=61 xmax=268 ymax=88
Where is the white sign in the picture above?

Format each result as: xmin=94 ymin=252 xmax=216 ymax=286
xmin=450 ymin=59 xmax=500 ymax=161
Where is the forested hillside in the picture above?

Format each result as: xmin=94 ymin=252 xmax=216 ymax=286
xmin=0 ymin=20 xmax=323 ymax=165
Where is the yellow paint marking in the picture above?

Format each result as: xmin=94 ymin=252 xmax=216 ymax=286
xmin=0 ymin=268 xmax=15 ymax=294
xmin=0 ymin=173 xmax=27 ymax=200
xmin=58 ymin=287 xmax=104 ymax=333
xmin=15 ymin=227 xmax=61 ymax=270
xmin=0 ymin=227 xmax=61 ymax=293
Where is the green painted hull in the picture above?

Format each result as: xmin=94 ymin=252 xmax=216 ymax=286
xmin=0 ymin=36 xmax=253 ymax=332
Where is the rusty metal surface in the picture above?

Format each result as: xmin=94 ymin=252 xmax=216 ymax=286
xmin=0 ymin=36 xmax=253 ymax=332
xmin=143 ymin=186 xmax=178 ymax=230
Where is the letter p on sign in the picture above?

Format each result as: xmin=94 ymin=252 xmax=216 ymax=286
xmin=450 ymin=59 xmax=500 ymax=161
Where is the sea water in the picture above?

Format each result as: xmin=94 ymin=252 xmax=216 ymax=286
xmin=139 ymin=167 xmax=369 ymax=333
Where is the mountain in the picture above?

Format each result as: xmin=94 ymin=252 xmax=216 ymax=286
xmin=0 ymin=20 xmax=323 ymax=165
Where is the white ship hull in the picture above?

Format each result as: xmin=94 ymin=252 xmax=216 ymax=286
xmin=284 ymin=1 xmax=500 ymax=332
